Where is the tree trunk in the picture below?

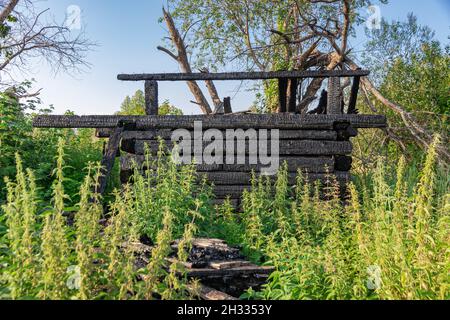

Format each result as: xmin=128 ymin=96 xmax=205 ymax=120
xmin=160 ymin=8 xmax=213 ymax=115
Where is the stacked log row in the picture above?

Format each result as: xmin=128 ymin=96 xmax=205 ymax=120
xmin=109 ymin=118 xmax=362 ymax=207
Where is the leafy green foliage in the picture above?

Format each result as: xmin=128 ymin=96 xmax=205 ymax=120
xmin=235 ymin=137 xmax=449 ymax=300
xmin=354 ymin=14 xmax=449 ymax=165
xmin=117 ymin=90 xmax=183 ymax=116
xmin=0 ymin=137 xmax=448 ymax=300
xmin=0 ymin=89 xmax=114 ymax=205
xmin=0 ymin=142 xmax=211 ymax=300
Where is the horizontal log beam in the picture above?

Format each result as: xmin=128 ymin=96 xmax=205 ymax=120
xmin=120 ymin=170 xmax=349 ymax=187
xmin=185 ymin=265 xmax=275 ymax=278
xmin=96 ymin=128 xmax=338 ymax=141
xmin=124 ymin=171 xmax=350 ymax=187
xmin=130 ymin=140 xmax=352 ymax=156
xmin=198 ymin=172 xmax=350 ymax=186
xmin=212 ymin=175 xmax=350 ymax=198
xmin=33 ymin=114 xmax=387 ymax=130
xmin=117 ymin=70 xmax=370 ymax=82
xmin=120 ymin=169 xmax=349 ymax=187
xmin=120 ymin=154 xmax=335 ymax=173
xmin=120 ymin=154 xmax=223 ymax=172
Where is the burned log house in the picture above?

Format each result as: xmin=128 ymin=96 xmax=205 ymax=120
xmin=33 ymin=70 xmax=387 ymax=207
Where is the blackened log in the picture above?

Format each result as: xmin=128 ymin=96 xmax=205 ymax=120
xmin=335 ymin=156 xmax=353 ymax=171
xmin=130 ymin=140 xmax=353 ymax=156
xmin=117 ymin=70 xmax=370 ymax=81
xmin=97 ymin=128 xmax=339 ymax=141
xmin=348 ymin=76 xmax=361 ymax=114
xmin=95 ymin=126 xmax=123 ymax=195
xmin=120 ymin=153 xmax=223 ymax=172
xmin=223 ymin=97 xmax=232 ymax=114
xmin=197 ymin=172 xmax=350 ymax=186
xmin=287 ymin=78 xmax=298 ymax=113
xmin=33 ymin=114 xmax=387 ymax=130
xmin=121 ymin=154 xmax=334 ymax=173
xmin=334 ymin=122 xmax=358 ymax=141
xmin=212 ymin=174 xmax=350 ymax=198
xmin=327 ymin=77 xmax=342 ymax=115
xmin=278 ymin=79 xmax=288 ymax=113
xmin=145 ymin=80 xmax=159 ymax=115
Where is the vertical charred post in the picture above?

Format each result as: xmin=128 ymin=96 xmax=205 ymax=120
xmin=145 ymin=80 xmax=159 ymax=115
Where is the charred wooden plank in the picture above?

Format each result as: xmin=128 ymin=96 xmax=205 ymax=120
xmin=198 ymin=172 xmax=351 ymax=186
xmin=95 ymin=126 xmax=123 ymax=195
xmin=120 ymin=170 xmax=350 ymax=188
xmin=209 ymin=261 xmax=253 ymax=270
xmin=187 ymin=284 xmax=239 ymax=301
xmin=120 ymin=153 xmax=223 ymax=172
xmin=287 ymin=78 xmax=298 ymax=113
xmin=117 ymin=70 xmax=370 ymax=81
xmin=278 ymin=79 xmax=288 ymax=113
xmin=334 ymin=122 xmax=359 ymax=141
xmin=97 ymin=128 xmax=339 ymax=141
xmin=335 ymin=155 xmax=353 ymax=171
xmin=212 ymin=173 xmax=350 ymax=197
xmin=121 ymin=154 xmax=334 ymax=173
xmin=223 ymin=97 xmax=232 ymax=114
xmin=33 ymin=114 xmax=387 ymax=130
xmin=145 ymin=80 xmax=159 ymax=115
xmin=168 ymin=238 xmax=273 ymax=298
xmin=327 ymin=77 xmax=342 ymax=115
xmin=185 ymin=265 xmax=275 ymax=278
xmin=348 ymin=76 xmax=361 ymax=114
xmin=130 ymin=140 xmax=353 ymax=156
xmin=221 ymin=157 xmax=334 ymax=173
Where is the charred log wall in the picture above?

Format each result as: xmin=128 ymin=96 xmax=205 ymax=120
xmin=103 ymin=117 xmax=365 ymax=207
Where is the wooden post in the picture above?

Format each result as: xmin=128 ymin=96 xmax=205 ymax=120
xmin=95 ymin=125 xmax=124 ymax=196
xmin=348 ymin=76 xmax=361 ymax=114
xmin=223 ymin=97 xmax=232 ymax=114
xmin=145 ymin=80 xmax=159 ymax=115
xmin=278 ymin=79 xmax=288 ymax=113
xmin=327 ymin=77 xmax=342 ymax=115
xmin=287 ymin=78 xmax=298 ymax=113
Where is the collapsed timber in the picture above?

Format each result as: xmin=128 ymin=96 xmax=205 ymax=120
xmin=128 ymin=238 xmax=274 ymax=300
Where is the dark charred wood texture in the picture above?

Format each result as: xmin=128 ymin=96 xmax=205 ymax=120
xmin=335 ymin=155 xmax=353 ymax=171
xmin=95 ymin=126 xmax=123 ymax=195
xmin=117 ymin=70 xmax=370 ymax=81
xmin=33 ymin=112 xmax=387 ymax=203
xmin=145 ymin=80 xmax=158 ymax=115
xmin=33 ymin=114 xmax=387 ymax=130
xmin=97 ymin=128 xmax=339 ymax=140
xmin=120 ymin=154 xmax=335 ymax=173
xmin=32 ymin=67 xmax=386 ymax=205
xmin=348 ymin=76 xmax=361 ymax=114
xmin=278 ymin=79 xmax=288 ymax=113
xmin=327 ymin=77 xmax=342 ymax=115
xmin=287 ymin=78 xmax=298 ymax=113
xmin=121 ymin=171 xmax=350 ymax=187
xmin=128 ymin=140 xmax=352 ymax=156
xmin=223 ymin=97 xmax=232 ymax=114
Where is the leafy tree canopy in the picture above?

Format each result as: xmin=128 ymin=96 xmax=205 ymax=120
xmin=117 ymin=90 xmax=183 ymax=115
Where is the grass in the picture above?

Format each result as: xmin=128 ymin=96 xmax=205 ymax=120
xmin=0 ymin=137 xmax=448 ymax=300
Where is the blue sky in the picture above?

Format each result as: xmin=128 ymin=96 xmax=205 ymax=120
xmin=22 ymin=0 xmax=450 ymax=115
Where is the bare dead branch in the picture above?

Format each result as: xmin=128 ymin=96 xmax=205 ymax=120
xmin=161 ymin=7 xmax=212 ymax=114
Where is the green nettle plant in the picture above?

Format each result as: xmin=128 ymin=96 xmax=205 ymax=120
xmin=0 ymin=137 xmax=448 ymax=300
xmin=236 ymin=136 xmax=449 ymax=300
xmin=0 ymin=140 xmax=212 ymax=300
